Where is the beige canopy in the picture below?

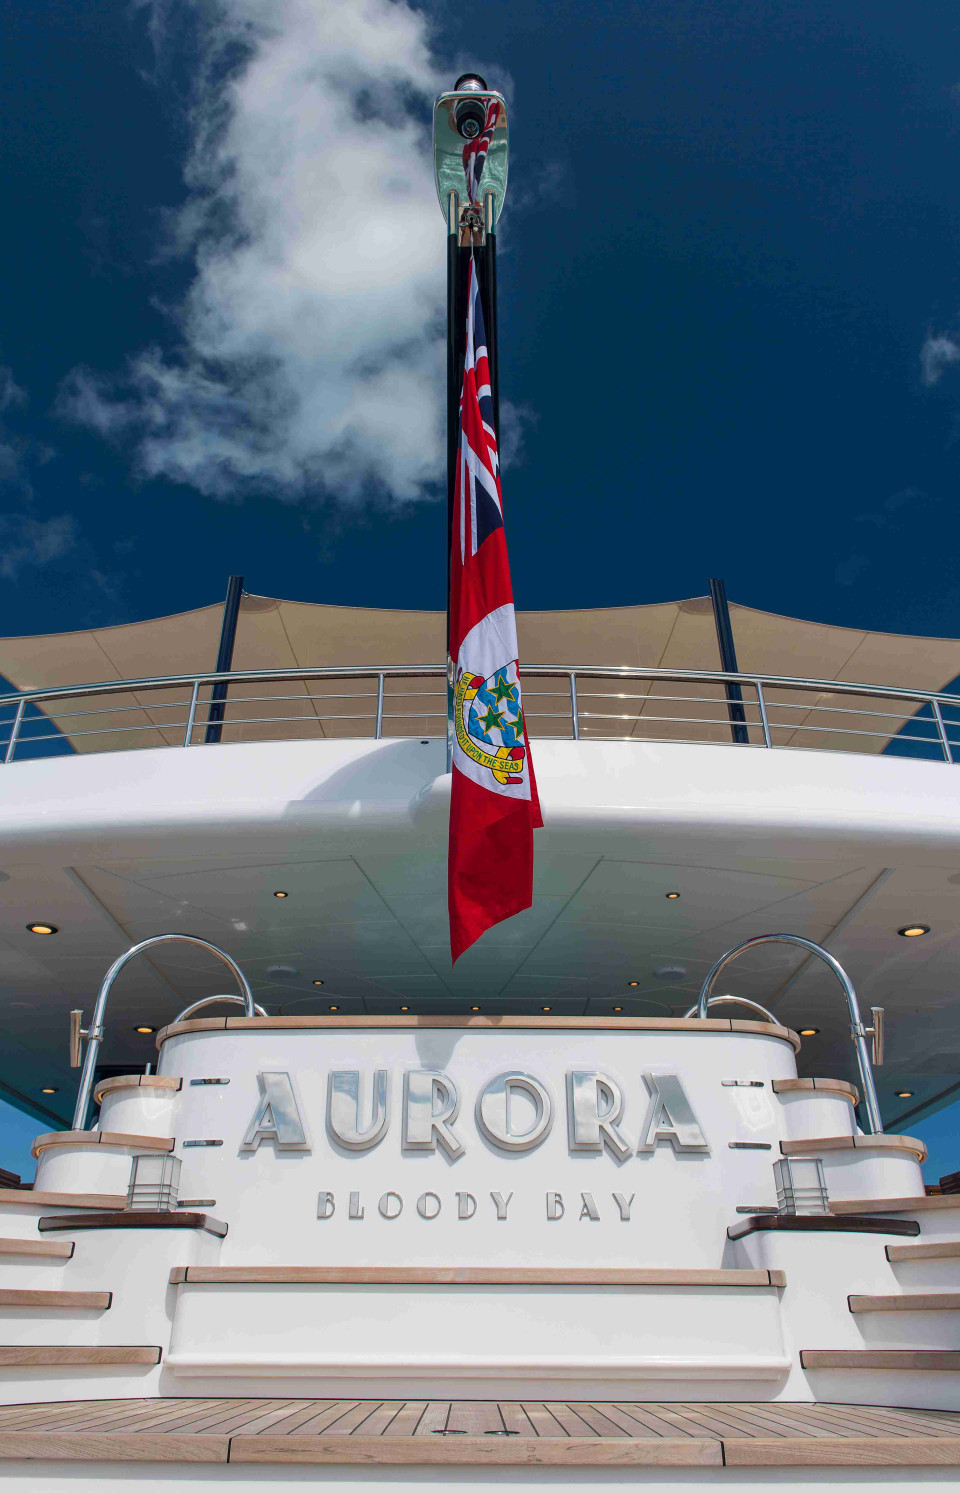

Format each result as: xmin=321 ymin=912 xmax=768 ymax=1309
xmin=0 ymin=594 xmax=957 ymax=756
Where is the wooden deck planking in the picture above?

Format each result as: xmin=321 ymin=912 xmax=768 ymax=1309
xmin=0 ymin=1398 xmax=957 ymax=1464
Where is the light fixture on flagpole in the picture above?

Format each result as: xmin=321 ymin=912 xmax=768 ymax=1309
xmin=432 ymin=76 xmax=509 ymax=230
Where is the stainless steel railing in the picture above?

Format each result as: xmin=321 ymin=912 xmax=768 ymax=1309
xmin=1 ymin=663 xmax=958 ymax=763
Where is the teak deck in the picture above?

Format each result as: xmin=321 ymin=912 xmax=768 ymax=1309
xmin=0 ymin=1399 xmax=957 ymax=1465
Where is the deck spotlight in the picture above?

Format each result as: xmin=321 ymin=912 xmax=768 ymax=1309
xmin=627 ymin=981 xmax=640 ymax=987
xmin=134 ymin=1025 xmax=156 ymax=1034
xmin=541 ymin=1005 xmax=552 ymax=1012
xmin=273 ymin=890 xmax=289 ymax=899
xmin=799 ymin=1027 xmax=820 ymax=1037
xmin=897 ymin=924 xmax=929 ymax=938
xmin=613 ymin=1005 xmax=623 ymax=1012
xmin=41 ymin=1087 xmax=57 ymax=1094
xmin=896 ymin=1090 xmax=913 ymax=1099
xmin=665 ymin=891 xmax=681 ymax=900
xmin=471 ymin=1005 xmax=480 ymax=1011
xmin=400 ymin=1006 xmax=409 ymax=1012
xmin=328 ymin=1005 xmax=339 ymax=1012
xmin=26 ymin=922 xmax=57 ymax=935
xmin=312 ymin=980 xmax=324 ymax=987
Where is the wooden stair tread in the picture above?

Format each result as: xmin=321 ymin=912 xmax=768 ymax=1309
xmin=31 ymin=1131 xmax=174 ymax=1159
xmin=830 ymin=1195 xmax=960 ymax=1214
xmin=0 ymin=1346 xmax=159 ymax=1365
xmin=0 ymin=1237 xmax=73 ymax=1259
xmin=848 ymin=1292 xmax=960 ymax=1313
xmin=0 ymin=1289 xmax=110 ymax=1309
xmin=801 ymin=1349 xmax=960 ymax=1370
xmin=166 ymin=1265 xmax=786 ymax=1287
xmin=887 ymin=1240 xmax=960 ymax=1262
xmin=781 ymin=1135 xmax=927 ymax=1162
xmin=0 ymin=1400 xmax=956 ymax=1466
xmin=0 ymin=1189 xmax=125 ymax=1211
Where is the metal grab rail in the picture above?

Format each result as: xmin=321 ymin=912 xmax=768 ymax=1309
xmin=174 ymin=993 xmax=268 ymax=1023
xmin=70 ymin=935 xmax=255 ymax=1130
xmin=695 ymin=934 xmax=884 ymax=1134
xmin=1 ymin=662 xmax=959 ymax=760
xmin=682 ymin=993 xmax=780 ymax=1024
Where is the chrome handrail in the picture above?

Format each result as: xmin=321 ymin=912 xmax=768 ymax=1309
xmin=2 ymin=662 xmax=958 ymax=761
xmin=174 ymin=993 xmax=268 ymax=1023
xmin=682 ymin=993 xmax=779 ymax=1024
xmin=71 ymin=935 xmax=255 ymax=1130
xmin=695 ymin=934 xmax=883 ymax=1134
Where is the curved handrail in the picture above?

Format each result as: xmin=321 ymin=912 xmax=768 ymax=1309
xmin=695 ymin=933 xmax=883 ymax=1134
xmin=174 ymin=993 xmax=268 ymax=1023
xmin=682 ymin=993 xmax=779 ymax=1024
xmin=72 ymin=935 xmax=255 ymax=1130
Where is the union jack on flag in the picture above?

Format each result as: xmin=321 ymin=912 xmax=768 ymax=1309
xmin=448 ymin=255 xmax=541 ymax=962
xmin=462 ymin=100 xmax=500 ymax=206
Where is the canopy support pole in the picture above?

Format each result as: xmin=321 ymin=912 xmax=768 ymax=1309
xmin=205 ymin=574 xmax=244 ymax=745
xmin=709 ymin=577 xmax=749 ymax=745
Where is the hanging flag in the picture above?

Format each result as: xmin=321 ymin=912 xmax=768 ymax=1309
xmin=448 ymin=258 xmax=541 ymax=963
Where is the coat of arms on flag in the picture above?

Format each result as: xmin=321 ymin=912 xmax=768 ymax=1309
xmin=455 ymin=660 xmax=526 ymax=786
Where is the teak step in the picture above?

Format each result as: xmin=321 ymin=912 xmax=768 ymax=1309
xmin=772 ymin=1077 xmax=859 ymax=1103
xmin=801 ymin=1349 xmax=960 ymax=1370
xmin=0 ymin=1237 xmax=73 ymax=1260
xmin=0 ymin=1346 xmax=159 ymax=1366
xmin=0 ymin=1189 xmax=125 ymax=1211
xmin=831 ymin=1194 xmax=960 ymax=1215
xmin=887 ymin=1240 xmax=960 ymax=1262
xmin=0 ymin=1289 xmax=110 ymax=1310
xmin=167 ymin=1265 xmax=787 ymax=1287
xmin=781 ymin=1135 xmax=927 ymax=1163
xmin=848 ymin=1292 xmax=960 ymax=1313
xmin=94 ymin=1075 xmax=181 ymax=1103
xmin=31 ymin=1131 xmax=174 ymax=1159
xmin=39 ymin=1211 xmax=227 ymax=1238
xmin=0 ymin=1398 xmax=956 ymax=1466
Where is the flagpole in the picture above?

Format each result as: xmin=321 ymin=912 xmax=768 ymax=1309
xmin=446 ymin=189 xmax=459 ymax=772
xmin=480 ymin=191 xmax=500 ymax=444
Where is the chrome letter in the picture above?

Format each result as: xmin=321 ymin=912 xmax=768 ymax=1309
xmin=327 ymin=1070 xmax=389 ymax=1151
xmin=402 ymin=1070 xmax=464 ymax=1160
xmin=348 ymin=1191 xmax=364 ymax=1220
xmin=579 ymin=1192 xmax=600 ymax=1221
xmin=613 ymin=1191 xmax=635 ymax=1220
xmin=566 ymin=1071 xmax=633 ymax=1161
xmin=639 ymin=1072 xmax=708 ymax=1152
xmin=490 ymin=1190 xmax=513 ymax=1220
xmin=316 ymin=1191 xmax=335 ymax=1219
xmin=476 ymin=1072 xmax=553 ymax=1152
xmin=546 ymin=1191 xmax=565 ymax=1220
xmin=241 ymin=1072 xmax=308 ymax=1151
xmin=457 ymin=1191 xmax=477 ymax=1219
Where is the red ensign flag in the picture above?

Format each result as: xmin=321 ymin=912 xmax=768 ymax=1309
xmin=448 ymin=257 xmax=541 ymax=963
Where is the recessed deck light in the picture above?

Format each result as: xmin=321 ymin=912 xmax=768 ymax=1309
xmin=471 ymin=1006 xmax=480 ymax=1011
xmin=134 ymin=1025 xmax=156 ymax=1034
xmin=40 ymin=1087 xmax=57 ymax=1094
xmin=541 ymin=1005 xmax=552 ymax=1012
xmin=895 ymin=1090 xmax=913 ymax=1099
xmin=312 ymin=980 xmax=324 ymax=987
xmin=400 ymin=1005 xmax=409 ymax=1012
xmin=799 ymin=1027 xmax=820 ymax=1037
xmin=613 ymin=1005 xmax=623 ymax=1012
xmin=898 ymin=924 xmax=929 ymax=938
xmin=26 ymin=923 xmax=57 ymax=935
xmin=665 ymin=891 xmax=681 ymax=900
xmin=328 ymin=1005 xmax=339 ymax=1012
xmin=627 ymin=981 xmax=640 ymax=987
xmin=273 ymin=890 xmax=288 ymax=899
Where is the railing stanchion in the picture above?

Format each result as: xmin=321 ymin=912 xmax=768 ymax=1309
xmin=375 ymin=674 xmax=385 ymax=740
xmin=183 ymin=682 xmax=200 ymax=747
xmin=4 ymin=698 xmax=26 ymax=764
xmin=932 ymin=698 xmax=954 ymax=764
xmin=756 ymin=681 xmax=772 ymax=748
xmin=569 ymin=673 xmax=580 ymax=741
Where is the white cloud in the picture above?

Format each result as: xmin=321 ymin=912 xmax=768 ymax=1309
xmin=0 ymin=514 xmax=78 ymax=581
xmin=921 ymin=332 xmax=960 ymax=386
xmin=64 ymin=0 xmax=458 ymax=504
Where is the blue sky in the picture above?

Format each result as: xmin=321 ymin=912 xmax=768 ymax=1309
xmin=1 ymin=0 xmax=960 ymax=637
xmin=2 ymin=1 xmax=960 ymax=1166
